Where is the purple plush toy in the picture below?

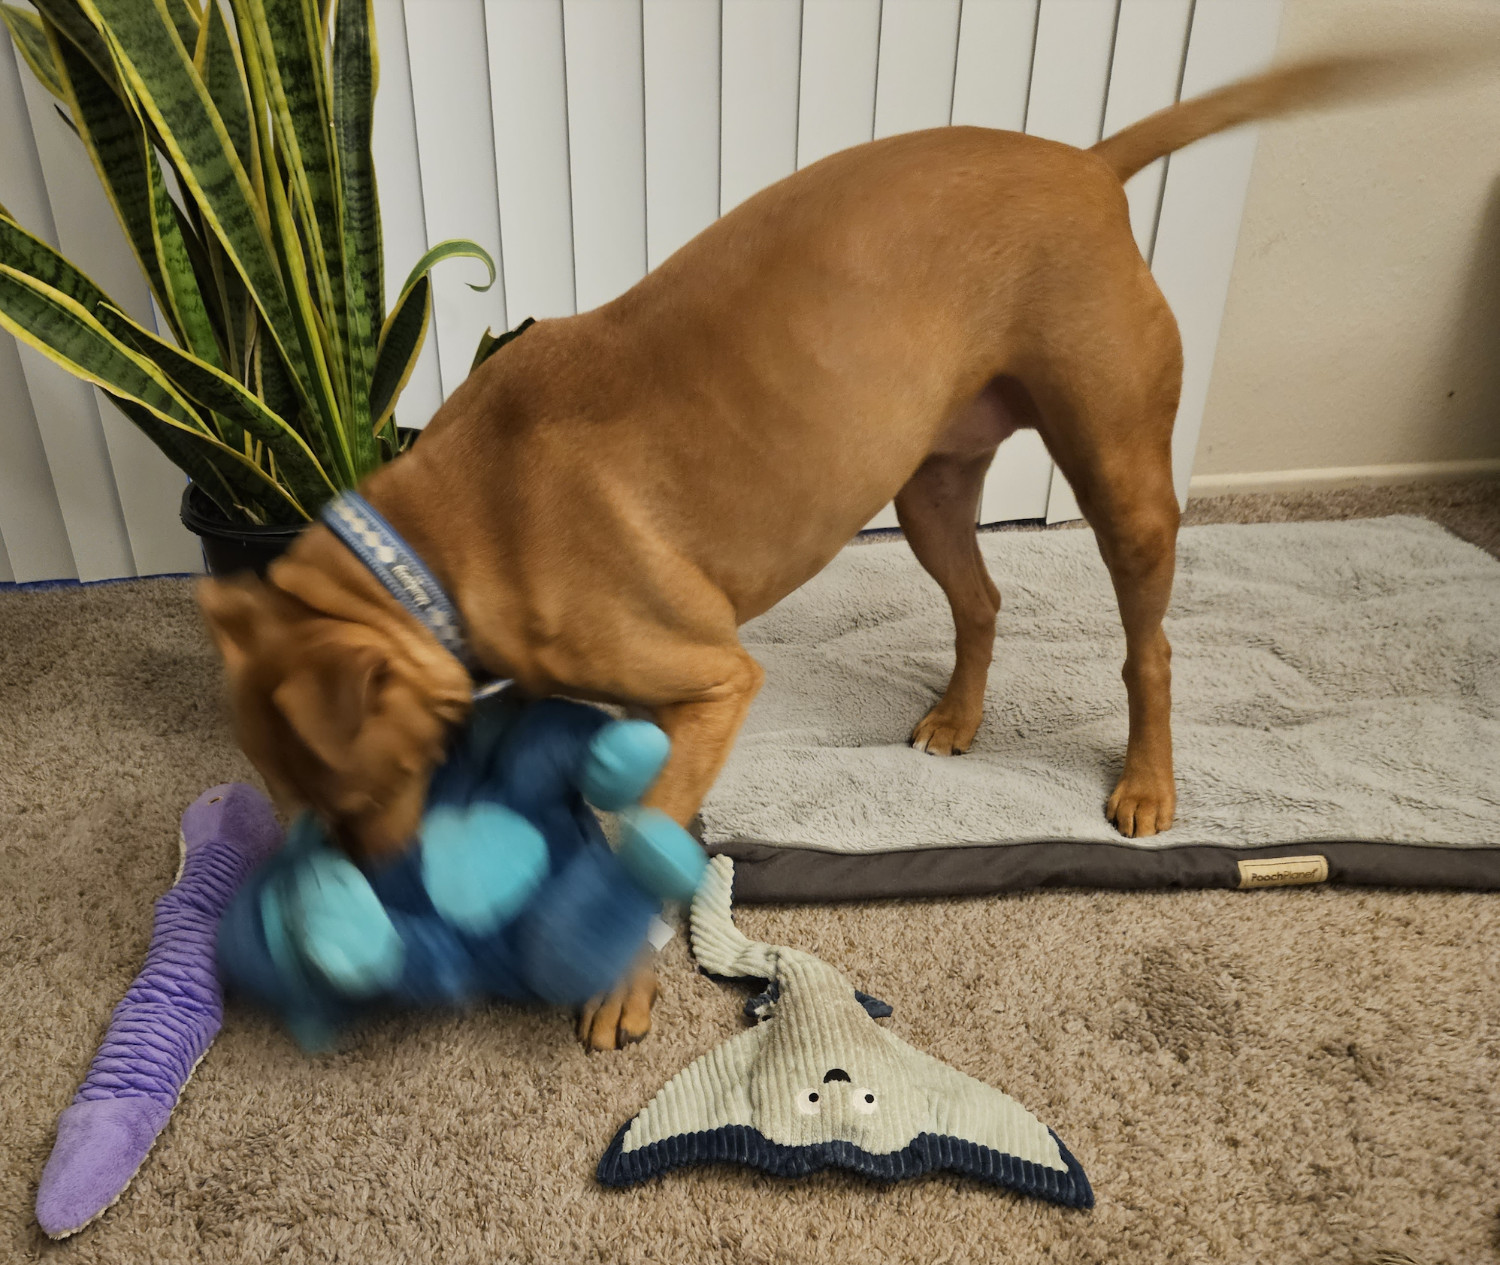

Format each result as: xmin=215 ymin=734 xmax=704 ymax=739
xmin=35 ymin=784 xmax=279 ymax=1239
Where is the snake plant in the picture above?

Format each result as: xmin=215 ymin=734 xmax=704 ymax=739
xmin=0 ymin=0 xmax=496 ymax=527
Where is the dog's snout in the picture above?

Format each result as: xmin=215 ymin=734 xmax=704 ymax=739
xmin=822 ymin=1068 xmax=850 ymax=1083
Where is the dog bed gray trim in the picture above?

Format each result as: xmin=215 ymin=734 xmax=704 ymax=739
xmin=708 ymin=839 xmax=1500 ymax=903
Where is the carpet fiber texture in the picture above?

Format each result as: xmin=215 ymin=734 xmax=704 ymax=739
xmin=702 ymin=517 xmax=1500 ymax=895
xmin=2 ymin=483 xmax=1497 ymax=1264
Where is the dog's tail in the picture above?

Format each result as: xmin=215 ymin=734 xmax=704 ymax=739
xmin=1092 ymin=46 xmax=1474 ymax=184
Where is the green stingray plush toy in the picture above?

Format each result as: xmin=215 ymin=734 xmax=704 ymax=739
xmin=598 ymin=857 xmax=1093 ymax=1206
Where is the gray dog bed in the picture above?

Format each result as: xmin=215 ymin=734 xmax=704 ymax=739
xmin=700 ymin=517 xmax=1500 ymax=900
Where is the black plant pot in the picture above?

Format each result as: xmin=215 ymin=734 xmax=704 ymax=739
xmin=180 ymin=429 xmax=421 ymax=577
xmin=180 ymin=482 xmax=305 ymax=577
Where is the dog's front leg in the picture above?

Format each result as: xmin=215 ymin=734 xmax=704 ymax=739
xmin=577 ymin=647 xmax=764 ymax=1051
xmin=576 ymin=962 xmax=659 ymax=1052
xmin=640 ymin=650 xmax=766 ymax=823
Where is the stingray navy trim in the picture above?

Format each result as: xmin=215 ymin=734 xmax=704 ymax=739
xmin=596 ymin=1123 xmax=1094 ymax=1206
xmin=320 ymin=492 xmax=480 ymax=676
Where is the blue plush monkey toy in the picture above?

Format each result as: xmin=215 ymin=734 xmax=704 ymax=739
xmin=216 ymin=688 xmax=706 ymax=1052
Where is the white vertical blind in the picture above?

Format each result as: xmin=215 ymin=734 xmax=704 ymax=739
xmin=719 ymin=0 xmax=801 ymax=215
xmin=1027 ymin=0 xmax=1121 ymax=525
xmin=0 ymin=0 xmax=1280 ymax=582
xmin=951 ymin=0 xmax=1037 ymax=133
xmin=1104 ymin=0 xmax=1195 ymax=260
xmin=563 ymin=0 xmax=648 ymax=312
xmin=0 ymin=24 xmax=78 ymax=583
xmin=644 ymin=0 xmax=722 ymax=270
xmin=797 ymin=0 xmax=879 ymax=170
xmin=1026 ymin=0 xmax=1120 ymax=150
xmin=859 ymin=0 xmax=963 ymax=531
xmin=486 ymin=0 xmax=577 ymax=320
xmin=403 ymin=0 xmax=507 ymax=398
xmin=1153 ymin=0 xmax=1286 ymax=507
xmin=951 ymin=0 xmax=1053 ymax=527
xmin=872 ymin=0 xmax=961 ymax=140
xmin=0 ymin=324 xmax=70 ymax=581
xmin=21 ymin=24 xmax=202 ymax=576
xmin=5 ymin=32 xmax=136 ymax=581
xmin=371 ymin=0 xmax=443 ymax=426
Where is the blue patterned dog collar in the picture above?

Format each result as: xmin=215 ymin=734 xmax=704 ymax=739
xmin=320 ymin=492 xmax=476 ymax=672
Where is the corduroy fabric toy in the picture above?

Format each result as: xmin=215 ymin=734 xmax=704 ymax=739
xmin=598 ymin=856 xmax=1093 ymax=1207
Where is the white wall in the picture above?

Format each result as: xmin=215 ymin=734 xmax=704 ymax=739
xmin=1193 ymin=0 xmax=1500 ymax=490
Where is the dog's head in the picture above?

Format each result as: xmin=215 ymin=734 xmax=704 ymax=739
xmin=198 ymin=564 xmax=472 ymax=860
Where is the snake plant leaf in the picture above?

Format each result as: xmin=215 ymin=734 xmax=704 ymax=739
xmin=164 ymin=0 xmax=199 ymax=49
xmin=46 ymin=26 xmax=222 ymax=368
xmin=396 ymin=238 xmax=497 ymax=301
xmin=111 ymin=394 xmax=302 ymax=524
xmin=0 ymin=262 xmax=210 ymax=433
xmin=234 ymin=2 xmax=348 ymax=479
xmin=470 ymin=316 xmax=535 ymax=374
xmin=1 ymin=5 xmax=64 ymax=98
xmin=470 ymin=328 xmax=501 ymax=375
xmin=30 ymin=0 xmax=124 ymax=97
xmin=367 ymin=241 xmax=494 ymax=431
xmin=258 ymin=123 xmax=350 ymax=481
xmin=166 ymin=195 xmax=242 ymax=366
xmin=193 ymin=0 xmax=255 ymax=178
xmin=146 ymin=142 xmax=223 ymax=365
xmin=81 ymin=0 xmax=326 ymax=429
xmin=369 ymin=270 xmax=427 ymax=433
xmin=46 ymin=28 xmax=165 ymax=299
xmin=0 ymin=207 xmax=111 ymax=312
xmin=332 ymin=0 xmax=381 ymax=325
xmin=240 ymin=0 xmax=347 ymax=390
xmin=99 ymin=303 xmax=335 ymax=511
xmin=0 ymin=265 xmax=304 ymax=524
xmin=252 ymin=325 xmax=301 ymax=429
xmin=331 ymin=0 xmax=379 ymax=469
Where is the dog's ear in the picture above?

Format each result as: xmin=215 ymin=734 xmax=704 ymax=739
xmin=271 ymin=643 xmax=390 ymax=772
xmin=197 ymin=575 xmax=269 ymax=674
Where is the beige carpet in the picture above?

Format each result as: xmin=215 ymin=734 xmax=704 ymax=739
xmin=2 ymin=481 xmax=1498 ymax=1265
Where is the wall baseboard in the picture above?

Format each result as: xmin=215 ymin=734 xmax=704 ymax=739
xmin=1189 ymin=457 xmax=1500 ymax=498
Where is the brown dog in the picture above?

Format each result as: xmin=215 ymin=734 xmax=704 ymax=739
xmin=199 ymin=53 xmax=1427 ymax=1049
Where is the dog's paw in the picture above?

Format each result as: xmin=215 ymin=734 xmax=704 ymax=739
xmin=577 ymin=965 xmax=659 ymax=1052
xmin=909 ymin=705 xmax=980 ymax=757
xmin=1107 ymin=774 xmax=1176 ymax=838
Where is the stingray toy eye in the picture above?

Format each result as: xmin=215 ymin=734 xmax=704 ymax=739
xmin=851 ymin=1088 xmax=878 ymax=1115
xmin=796 ymin=1089 xmax=822 ymax=1116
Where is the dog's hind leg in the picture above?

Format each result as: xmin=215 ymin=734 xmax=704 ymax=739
xmin=1031 ymin=291 xmax=1184 ymax=838
xmin=1055 ymin=443 xmax=1180 ymax=838
xmin=895 ymin=448 xmax=1001 ymax=756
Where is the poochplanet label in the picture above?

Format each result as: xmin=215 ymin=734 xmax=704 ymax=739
xmin=1236 ymin=855 xmax=1329 ymax=889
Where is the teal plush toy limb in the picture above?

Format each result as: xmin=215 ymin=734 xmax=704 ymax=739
xmin=217 ymin=689 xmax=706 ymax=1051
